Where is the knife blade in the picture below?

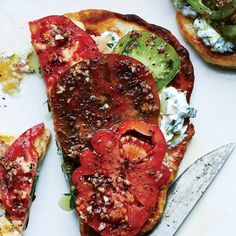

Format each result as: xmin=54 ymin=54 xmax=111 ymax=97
xmin=151 ymin=142 xmax=235 ymax=236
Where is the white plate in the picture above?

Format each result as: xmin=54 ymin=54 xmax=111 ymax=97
xmin=0 ymin=0 xmax=236 ymax=235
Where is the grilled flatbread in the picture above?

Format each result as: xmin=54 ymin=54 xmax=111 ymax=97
xmin=65 ymin=9 xmax=195 ymax=235
xmin=29 ymin=9 xmax=195 ymax=236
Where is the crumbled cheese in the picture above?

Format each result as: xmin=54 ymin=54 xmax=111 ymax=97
xmin=15 ymin=156 xmax=32 ymax=173
xmin=100 ymin=103 xmax=109 ymax=110
xmin=0 ymin=48 xmax=35 ymax=95
xmin=93 ymin=31 xmax=120 ymax=53
xmin=193 ymin=18 xmax=236 ymax=53
xmin=61 ymin=41 xmax=79 ymax=62
xmin=182 ymin=5 xmax=198 ymax=18
xmin=85 ymin=77 xmax=90 ymax=83
xmin=172 ymin=0 xmax=198 ymax=18
xmin=98 ymin=222 xmax=106 ymax=231
xmin=0 ymin=51 xmax=14 ymax=60
xmin=56 ymin=85 xmax=66 ymax=94
xmin=86 ymin=206 xmax=93 ymax=214
xmin=55 ymin=34 xmax=64 ymax=40
xmin=160 ymin=87 xmax=196 ymax=148
xmin=103 ymin=195 xmax=109 ymax=203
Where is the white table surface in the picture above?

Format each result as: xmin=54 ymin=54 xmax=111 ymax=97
xmin=0 ymin=0 xmax=236 ymax=235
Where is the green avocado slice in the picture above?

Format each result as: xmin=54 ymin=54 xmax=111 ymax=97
xmin=113 ymin=30 xmax=181 ymax=91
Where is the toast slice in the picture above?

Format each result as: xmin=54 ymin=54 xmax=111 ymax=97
xmin=29 ymin=9 xmax=195 ymax=235
xmin=64 ymin=9 xmax=195 ymax=235
xmin=0 ymin=123 xmax=50 ymax=235
xmin=176 ymin=11 xmax=236 ymax=69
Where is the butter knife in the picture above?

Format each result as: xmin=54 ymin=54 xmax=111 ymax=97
xmin=151 ymin=142 xmax=235 ymax=236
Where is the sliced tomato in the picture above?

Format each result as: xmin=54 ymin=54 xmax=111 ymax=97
xmin=0 ymin=123 xmax=45 ymax=219
xmin=50 ymin=54 xmax=160 ymax=159
xmin=29 ymin=15 xmax=100 ymax=93
xmin=72 ymin=121 xmax=170 ymax=236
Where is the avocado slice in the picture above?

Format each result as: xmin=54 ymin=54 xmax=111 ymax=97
xmin=113 ymin=30 xmax=181 ymax=90
xmin=28 ymin=51 xmax=42 ymax=75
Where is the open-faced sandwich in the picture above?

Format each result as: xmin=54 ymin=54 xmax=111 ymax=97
xmin=172 ymin=0 xmax=236 ymax=68
xmin=29 ymin=9 xmax=196 ymax=235
xmin=0 ymin=123 xmax=50 ymax=235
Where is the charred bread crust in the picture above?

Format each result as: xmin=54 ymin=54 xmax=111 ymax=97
xmin=63 ymin=9 xmax=195 ymax=235
xmin=65 ymin=9 xmax=194 ymax=102
xmin=176 ymin=11 xmax=236 ymax=69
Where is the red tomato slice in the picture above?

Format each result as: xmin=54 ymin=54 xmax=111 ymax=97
xmin=50 ymin=54 xmax=160 ymax=160
xmin=0 ymin=123 xmax=45 ymax=219
xmin=72 ymin=121 xmax=170 ymax=236
xmin=29 ymin=15 xmax=100 ymax=93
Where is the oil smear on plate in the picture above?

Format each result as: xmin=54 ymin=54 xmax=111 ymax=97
xmin=0 ymin=49 xmax=40 ymax=95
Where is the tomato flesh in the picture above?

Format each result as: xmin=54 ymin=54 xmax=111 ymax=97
xmin=50 ymin=54 xmax=160 ymax=160
xmin=0 ymin=123 xmax=45 ymax=219
xmin=72 ymin=121 xmax=170 ymax=236
xmin=29 ymin=15 xmax=100 ymax=93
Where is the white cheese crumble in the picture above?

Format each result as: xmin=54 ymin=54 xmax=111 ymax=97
xmin=103 ymin=195 xmax=109 ymax=203
xmin=98 ymin=222 xmax=106 ymax=231
xmin=55 ymin=34 xmax=64 ymax=40
xmin=15 ymin=156 xmax=32 ymax=173
xmin=182 ymin=6 xmax=198 ymax=18
xmin=14 ymin=48 xmax=33 ymax=73
xmin=160 ymin=87 xmax=196 ymax=148
xmin=61 ymin=41 xmax=79 ymax=62
xmin=56 ymin=85 xmax=66 ymax=94
xmin=193 ymin=18 xmax=236 ymax=53
xmin=0 ymin=51 xmax=14 ymax=60
xmin=100 ymin=103 xmax=110 ymax=110
xmin=93 ymin=31 xmax=120 ymax=53
xmin=0 ymin=48 xmax=33 ymax=73
xmin=172 ymin=0 xmax=198 ymax=18
xmin=86 ymin=206 xmax=92 ymax=214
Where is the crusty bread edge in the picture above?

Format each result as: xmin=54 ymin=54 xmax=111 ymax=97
xmin=176 ymin=11 xmax=236 ymax=69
